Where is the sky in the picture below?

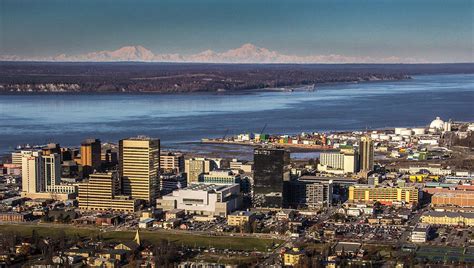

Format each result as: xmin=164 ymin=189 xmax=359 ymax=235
xmin=0 ymin=0 xmax=473 ymax=62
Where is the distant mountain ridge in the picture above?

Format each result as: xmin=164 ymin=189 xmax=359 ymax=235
xmin=1 ymin=43 xmax=425 ymax=63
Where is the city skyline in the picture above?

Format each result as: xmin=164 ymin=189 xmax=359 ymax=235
xmin=1 ymin=0 xmax=472 ymax=63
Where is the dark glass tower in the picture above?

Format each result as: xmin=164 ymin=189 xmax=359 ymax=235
xmin=253 ymin=147 xmax=290 ymax=208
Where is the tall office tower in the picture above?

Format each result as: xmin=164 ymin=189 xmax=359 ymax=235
xmin=43 ymin=153 xmax=61 ymax=189
xmin=119 ymin=136 xmax=160 ymax=204
xmin=78 ymin=172 xmax=137 ymax=212
xmin=42 ymin=143 xmax=61 ymax=156
xmin=184 ymin=158 xmax=214 ymax=183
xmin=359 ymin=136 xmax=374 ymax=172
xmin=81 ymin=138 xmax=102 ymax=177
xmin=21 ymin=151 xmax=44 ymax=194
xmin=253 ymin=147 xmax=290 ymax=208
xmin=160 ymin=151 xmax=185 ymax=174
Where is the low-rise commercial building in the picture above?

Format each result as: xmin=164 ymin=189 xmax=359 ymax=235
xmin=156 ymin=183 xmax=241 ymax=217
xmin=411 ymin=225 xmax=430 ymax=243
xmin=283 ymin=248 xmax=305 ymax=267
xmin=431 ymin=191 xmax=474 ymax=207
xmin=421 ymin=211 xmax=474 ymax=226
xmin=227 ymin=211 xmax=255 ymax=226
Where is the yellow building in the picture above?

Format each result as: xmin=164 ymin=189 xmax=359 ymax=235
xmin=421 ymin=211 xmax=474 ymax=226
xmin=119 ymin=136 xmax=160 ymax=204
xmin=184 ymin=158 xmax=212 ymax=183
xmin=78 ymin=172 xmax=137 ymax=212
xmin=227 ymin=211 xmax=255 ymax=226
xmin=81 ymin=138 xmax=101 ymax=177
xmin=283 ymin=248 xmax=305 ymax=267
xmin=348 ymin=185 xmax=419 ymax=205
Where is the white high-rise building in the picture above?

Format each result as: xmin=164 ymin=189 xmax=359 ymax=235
xmin=21 ymin=151 xmax=44 ymax=194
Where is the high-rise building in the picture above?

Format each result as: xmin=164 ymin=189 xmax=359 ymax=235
xmin=253 ymin=147 xmax=290 ymax=208
xmin=119 ymin=136 xmax=160 ymax=204
xmin=359 ymin=136 xmax=374 ymax=172
xmin=78 ymin=172 xmax=137 ymax=212
xmin=184 ymin=158 xmax=214 ymax=183
xmin=21 ymin=151 xmax=44 ymax=194
xmin=160 ymin=151 xmax=184 ymax=174
xmin=43 ymin=153 xmax=61 ymax=189
xmin=42 ymin=143 xmax=61 ymax=156
xmin=81 ymin=138 xmax=101 ymax=177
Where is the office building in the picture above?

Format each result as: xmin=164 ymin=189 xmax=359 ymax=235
xmin=11 ymin=152 xmax=23 ymax=166
xmin=229 ymin=159 xmax=253 ymax=173
xmin=202 ymin=170 xmax=241 ymax=184
xmin=160 ymin=151 xmax=184 ymax=173
xmin=359 ymin=136 xmax=374 ymax=172
xmin=318 ymin=152 xmax=359 ymax=174
xmin=42 ymin=143 xmax=61 ymax=156
xmin=227 ymin=211 xmax=255 ymax=226
xmin=287 ymin=177 xmax=333 ymax=208
xmin=184 ymin=158 xmax=213 ymax=183
xmin=43 ymin=153 xmax=61 ymax=188
xmin=81 ymin=138 xmax=101 ymax=177
xmin=78 ymin=172 xmax=137 ymax=212
xmin=253 ymin=147 xmax=290 ymax=208
xmin=160 ymin=173 xmax=187 ymax=195
xmin=348 ymin=185 xmax=419 ymax=205
xmin=156 ymin=183 xmax=241 ymax=217
xmin=119 ymin=136 xmax=160 ymax=204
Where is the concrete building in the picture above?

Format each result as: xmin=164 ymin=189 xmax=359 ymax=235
xmin=227 ymin=211 xmax=255 ymax=226
xmin=119 ymin=136 xmax=160 ymax=204
xmin=42 ymin=143 xmax=61 ymax=156
xmin=156 ymin=183 xmax=241 ymax=217
xmin=160 ymin=151 xmax=184 ymax=174
xmin=78 ymin=172 xmax=137 ymax=212
xmin=348 ymin=185 xmax=419 ymax=206
xmin=431 ymin=191 xmax=474 ymax=207
xmin=421 ymin=211 xmax=474 ymax=226
xmin=81 ymin=138 xmax=101 ymax=177
xmin=287 ymin=178 xmax=333 ymax=208
xmin=21 ymin=151 xmax=44 ymax=194
xmin=411 ymin=225 xmax=429 ymax=243
xmin=318 ymin=152 xmax=358 ymax=174
xmin=11 ymin=152 xmax=23 ymax=166
xmin=359 ymin=136 xmax=374 ymax=172
xmin=202 ymin=170 xmax=241 ymax=184
xmin=229 ymin=159 xmax=253 ymax=173
xmin=184 ymin=158 xmax=213 ymax=184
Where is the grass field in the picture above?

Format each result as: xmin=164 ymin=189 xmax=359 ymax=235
xmin=0 ymin=224 xmax=280 ymax=252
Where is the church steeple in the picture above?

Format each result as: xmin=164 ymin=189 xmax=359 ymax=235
xmin=134 ymin=229 xmax=141 ymax=246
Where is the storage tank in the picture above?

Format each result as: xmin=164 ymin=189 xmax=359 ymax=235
xmin=391 ymin=136 xmax=403 ymax=141
xmin=400 ymin=129 xmax=413 ymax=136
xmin=412 ymin=128 xmax=426 ymax=135
xmin=395 ymin=128 xmax=408 ymax=135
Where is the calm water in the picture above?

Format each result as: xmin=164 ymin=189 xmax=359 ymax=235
xmin=0 ymin=74 xmax=473 ymax=156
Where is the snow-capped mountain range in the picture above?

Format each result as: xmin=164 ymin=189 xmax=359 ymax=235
xmin=0 ymin=43 xmax=422 ymax=63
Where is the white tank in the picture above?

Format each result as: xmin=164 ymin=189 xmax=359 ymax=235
xmin=412 ymin=128 xmax=426 ymax=135
xmin=395 ymin=128 xmax=408 ymax=135
xmin=400 ymin=129 xmax=413 ymax=136
xmin=391 ymin=136 xmax=403 ymax=141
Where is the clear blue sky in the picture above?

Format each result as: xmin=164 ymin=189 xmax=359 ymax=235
xmin=1 ymin=0 xmax=472 ymax=62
